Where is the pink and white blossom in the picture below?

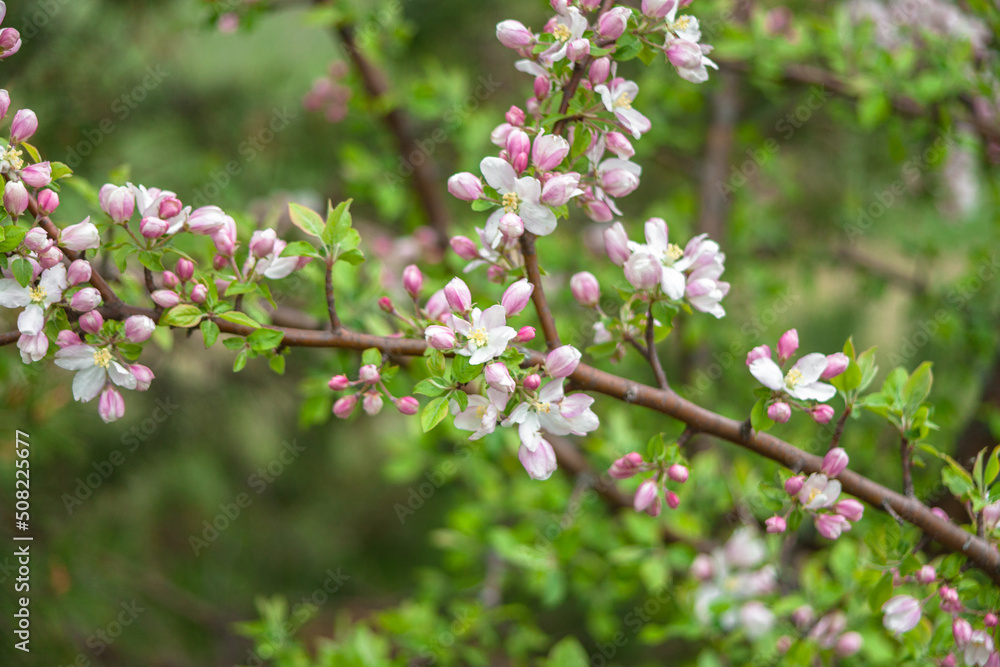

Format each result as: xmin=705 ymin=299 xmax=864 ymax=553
xmin=594 ymin=78 xmax=652 ymax=139
xmin=54 ymin=344 xmax=137 ymax=403
xmin=481 ymin=157 xmax=556 ymax=244
xmin=749 ymin=353 xmax=837 ymax=402
xmin=451 ymin=305 xmax=517 ymax=365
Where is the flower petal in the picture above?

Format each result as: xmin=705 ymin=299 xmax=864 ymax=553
xmin=0 ymin=279 xmax=30 ymax=308
xmin=749 ymin=358 xmax=784 ymax=391
xmin=73 ymin=365 xmax=106 ymax=402
xmin=520 ymin=202 xmax=557 ymax=236
xmin=55 ymin=344 xmax=97 ymax=371
xmin=108 ymin=361 xmax=137 ymax=390
xmin=17 ymin=304 xmax=44 ymax=336
xmin=480 ymin=157 xmax=516 ymax=193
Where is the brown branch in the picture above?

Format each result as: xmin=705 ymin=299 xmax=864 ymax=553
xmin=830 ymin=404 xmax=851 ymax=451
xmin=336 ymin=24 xmax=450 ymax=247
xmin=325 ymin=258 xmax=340 ymax=331
xmin=519 ymin=232 xmax=561 ymax=350
xmin=900 ymin=436 xmax=915 ymax=498
xmin=644 ymin=302 xmax=669 ymax=390
xmin=0 ymin=330 xmax=18 ymax=346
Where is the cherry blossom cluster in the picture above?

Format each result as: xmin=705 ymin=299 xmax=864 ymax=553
xmin=747 ymin=329 xmax=848 ymax=424
xmin=608 ymin=450 xmax=688 ymax=515
xmin=303 ymin=61 xmax=352 ymax=124
xmin=329 ymin=363 xmax=419 ymax=419
xmin=881 ymin=571 xmax=1000 ymax=666
xmin=779 ymin=607 xmax=863 ymax=658
xmin=766 ymin=448 xmax=864 ymax=539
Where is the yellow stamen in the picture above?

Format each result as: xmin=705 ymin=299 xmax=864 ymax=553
xmin=806 ymin=488 xmax=820 ymax=504
xmin=785 ymin=368 xmax=803 ymax=388
xmin=93 ymin=348 xmax=112 ymax=369
xmin=614 ymin=93 xmax=633 ymax=110
xmin=28 ymin=285 xmax=47 ymax=303
xmin=531 ymin=400 xmax=551 ymax=414
xmin=469 ymin=327 xmax=489 ymax=348
xmin=502 ymin=192 xmax=520 ymax=214
xmin=672 ymin=16 xmax=691 ymax=32
xmin=2 ymin=145 xmax=24 ymax=171
xmin=553 ymin=24 xmax=571 ymax=42
xmin=666 ymin=243 xmax=684 ymax=262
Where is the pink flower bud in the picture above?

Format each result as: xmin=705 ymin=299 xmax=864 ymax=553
xmin=523 ymin=373 xmax=541 ymax=391
xmin=546 ymin=344 xmax=581 ymax=378
xmin=987 ymin=613 xmax=999 ymax=628
xmin=821 ymin=447 xmax=849 ymax=477
xmin=939 ymin=585 xmax=962 ymax=613
xmin=60 ymin=218 xmax=100 ymax=251
xmin=667 ymin=463 xmax=689 ymax=483
xmin=821 ymin=352 xmax=850 ymax=380
xmin=690 ymin=553 xmax=714 ymax=580
xmin=777 ymin=328 xmax=799 ymax=363
xmin=666 ymin=39 xmax=702 ymax=69
xmin=10 ymin=108 xmax=37 ymax=144
xmin=425 ymin=290 xmax=449 ymax=321
xmin=333 ymin=395 xmax=357 ymax=419
xmin=915 ymin=565 xmax=936 ymax=584
xmin=213 ymin=254 xmax=229 ymax=271
xmin=159 ymin=195 xmax=183 ymax=219
xmin=665 ymin=490 xmax=680 ymax=509
xmin=67 ymin=259 xmax=92 ymax=286
xmin=36 ymin=188 xmax=60 ymax=215
xmin=746 ymin=344 xmax=771 ymax=366
xmin=152 ymin=290 xmax=180 ymax=309
xmin=485 ymin=362 xmax=516 ymax=393
xmin=490 ymin=122 xmax=514 ymax=148
xmin=98 ymin=387 xmax=125 ymax=423
xmin=834 ymin=499 xmax=864 ymax=522
xmin=570 ymin=271 xmax=600 ymax=307
xmin=501 ymin=278 xmax=533 ymax=316
xmin=447 ymin=172 xmax=484 ymax=202
xmin=0 ymin=27 xmax=20 ymax=59
xmin=634 ymin=478 xmax=658 ymax=511
xmin=56 ymin=330 xmax=82 ymax=348
xmin=765 ymin=515 xmax=787 ymax=533
xmin=402 ymin=264 xmax=423 ymax=298
xmin=98 ymin=184 xmax=135 ymax=224
xmin=608 ymin=452 xmax=644 ymax=479
xmin=161 ymin=271 xmax=179 ymax=290
xmin=496 ymin=20 xmax=534 ymax=49
xmin=70 ymin=287 xmax=102 ymax=313
xmin=190 ymin=283 xmax=207 ymax=304
xmin=834 ymin=632 xmax=862 ymax=657
xmin=249 ymin=228 xmax=277 ymax=258
xmin=532 ymin=134 xmax=570 ymax=172
xmin=175 ymin=258 xmax=194 ymax=282
xmin=604 ymin=221 xmax=631 ymax=266
xmin=624 ymin=251 xmax=660 ymax=290
xmin=599 ymin=166 xmax=640 ymax=198
xmin=328 ymin=375 xmax=350 ymax=391
xmin=23 ymin=227 xmax=52 ymax=252
xmin=567 ymin=37 xmax=590 ymax=62
xmin=444 ymin=277 xmax=472 ymax=312
xmin=605 ymin=131 xmax=635 ymax=159
xmin=212 ymin=218 xmax=237 ymax=256
xmin=597 ymin=7 xmax=631 ymax=40
xmin=79 ymin=310 xmax=104 ymax=334
xmin=186 ymin=205 xmax=226 ymax=235
xmin=37 ymin=245 xmax=62 ymax=269
xmin=505 ymin=129 xmax=530 ymax=162
xmin=124 ymin=315 xmax=156 ymax=343
xmin=130 ymin=364 xmax=155 ymax=391
xmin=540 ymin=172 xmax=582 ymax=206
xmin=580 ymin=0 xmax=602 ymax=9
xmin=642 ymin=0 xmax=676 ymax=19
xmin=362 ymin=392 xmax=383 ymax=416
xmin=767 ymin=401 xmax=791 ymax=423
xmin=20 ymin=161 xmax=51 ymax=188
xmin=811 ymin=404 xmax=835 ymax=424
xmin=498 ymin=212 xmax=524 ymax=239
xmin=941 ymin=654 xmax=957 ymax=667
xmin=505 ymin=105 xmax=525 ymax=127
xmin=953 ymin=618 xmax=973 ymax=645
xmin=785 ymin=475 xmax=805 ymax=495
xmin=815 ymin=513 xmax=850 ymax=540
xmin=4 ymin=179 xmax=27 ymax=216
xmin=533 ymin=75 xmax=549 ymax=101
xmin=583 ymin=197 xmax=614 ymax=222
xmin=450 ymin=235 xmax=479 ymax=261
xmin=425 ymin=324 xmax=457 ymax=350
xmin=516 ymin=325 xmax=536 ymax=342
xmin=378 ymin=296 xmax=394 ymax=313
xmin=0 ymin=90 xmax=8 ymax=122
xmin=932 ymin=507 xmax=951 ymax=521
xmin=397 ymin=396 xmax=419 ymax=415
xmin=589 ymin=56 xmax=611 ymax=85
xmin=359 ymin=364 xmax=380 ymax=384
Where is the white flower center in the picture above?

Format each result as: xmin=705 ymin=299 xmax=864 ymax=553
xmin=475 ymin=404 xmax=487 ymax=418
xmin=28 ymin=286 xmax=47 ymax=303
xmin=531 ymin=400 xmax=551 ymax=414
xmin=2 ymin=145 xmax=24 ymax=171
xmin=785 ymin=368 xmax=803 ymax=388
xmin=469 ymin=327 xmax=489 ymax=348
xmin=806 ymin=487 xmax=820 ymax=505
xmin=93 ymin=348 xmax=112 ymax=369
xmin=671 ymin=16 xmax=692 ymax=33
xmin=502 ymin=192 xmax=520 ymax=214
xmin=665 ymin=243 xmax=684 ymax=262
xmin=553 ymin=23 xmax=571 ymax=42
xmin=614 ymin=93 xmax=633 ymax=110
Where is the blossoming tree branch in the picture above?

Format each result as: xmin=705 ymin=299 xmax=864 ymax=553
xmin=3 ymin=0 xmax=1000 ymax=663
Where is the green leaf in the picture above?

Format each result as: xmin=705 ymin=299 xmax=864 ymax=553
xmin=858 ymin=93 xmax=890 ymax=129
xmin=902 ymin=361 xmax=933 ymax=415
xmin=218 ymin=311 xmax=261 ymax=329
xmin=337 ymin=248 xmax=365 ymax=266
xmin=451 ymin=389 xmax=468 ymax=412
xmin=137 ymin=251 xmax=164 ymax=272
xmin=942 ymin=465 xmax=975 ymax=499
xmin=20 ymin=142 xmax=41 ymax=162
xmin=223 ymin=282 xmax=257 ymax=296
xmin=322 ymin=198 xmax=353 ymax=247
xmin=869 ymin=572 xmax=894 ymax=613
xmin=831 ymin=358 xmax=863 ymax=393
xmin=11 ymin=257 xmax=32 ymax=287
xmin=233 ymin=348 xmax=248 ymax=373
xmin=288 ymin=202 xmax=324 ymax=238
xmin=222 ymin=337 xmax=246 ymax=351
xmin=545 ymin=636 xmax=588 ymax=667
xmin=451 ymin=355 xmax=480 ymax=383
xmin=49 ymin=162 xmax=73 ymax=181
xmin=200 ymin=319 xmax=220 ymax=348
xmin=279 ymin=240 xmax=323 ymax=259
xmin=421 ymin=396 xmax=449 ymax=432
xmin=614 ymin=33 xmax=642 ymax=62
xmin=470 ymin=199 xmax=495 ymax=212
xmin=856 ymin=346 xmax=879 ymax=392
xmin=426 ymin=349 xmax=446 ymax=376
xmin=269 ymin=354 xmax=285 ymax=375
xmin=414 ymin=378 xmax=451 ymax=397
xmin=985 ymin=445 xmax=1000 ymax=487
xmin=247 ymin=328 xmax=284 ymax=351
xmin=750 ymin=397 xmax=775 ymax=433
xmin=362 ymin=348 xmax=382 ymax=366
xmin=160 ymin=305 xmax=203 ymax=328
xmin=0 ymin=225 xmax=26 ymax=252
xmin=882 ymin=367 xmax=909 ymax=405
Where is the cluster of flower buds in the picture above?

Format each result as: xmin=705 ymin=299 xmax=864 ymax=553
xmin=779 ymin=607 xmax=863 ymax=658
xmin=608 ymin=450 xmax=688 ymax=516
xmin=747 ymin=329 xmax=848 ymax=424
xmin=765 ymin=448 xmax=863 ymax=539
xmin=329 ymin=362 xmax=419 ymax=419
xmin=151 ymin=257 xmax=207 ymax=307
xmin=605 ymin=217 xmax=729 ymax=318
xmin=302 ymin=60 xmax=352 ymax=124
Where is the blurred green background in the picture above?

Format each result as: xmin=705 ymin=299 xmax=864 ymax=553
xmin=0 ymin=0 xmax=998 ymax=664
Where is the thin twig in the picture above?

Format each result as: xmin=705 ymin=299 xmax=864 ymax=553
xmin=644 ymin=303 xmax=669 ymax=390
xmin=829 ymin=404 xmax=852 ymax=450
xmin=900 ymin=436 xmax=915 ymax=498
xmin=325 ymin=257 xmax=340 ymax=331
xmin=519 ymin=232 xmax=560 ymax=350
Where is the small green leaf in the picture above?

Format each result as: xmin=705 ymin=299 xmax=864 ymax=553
xmin=20 ymin=142 xmax=41 ymax=162
xmin=337 ymin=248 xmax=365 ymax=266
xmin=869 ymin=572 xmax=894 ymax=614
xmin=0 ymin=225 xmax=26 ymax=252
xmin=451 ymin=390 xmax=468 ymax=412
xmin=200 ymin=319 xmax=220 ymax=348
xmin=750 ymin=397 xmax=775 ymax=433
xmin=11 ymin=257 xmax=32 ymax=287
xmin=233 ymin=348 xmax=248 ymax=372
xmin=545 ymin=636 xmax=589 ymax=666
xmin=288 ymin=202 xmax=324 ymax=238
xmin=452 ymin=355 xmax=480 ymax=383
xmin=218 ymin=311 xmax=261 ymax=329
xmin=985 ymin=445 xmax=1000 ymax=487
xmin=279 ymin=240 xmax=323 ymax=259
xmin=137 ymin=251 xmax=164 ymax=272
xmin=902 ymin=361 xmax=933 ymax=415
xmin=414 ymin=378 xmax=451 ymax=397
xmin=421 ymin=396 xmax=450 ymax=432
xmin=223 ymin=282 xmax=257 ymax=296
xmin=362 ymin=348 xmax=382 ymax=366
xmin=269 ymin=354 xmax=285 ymax=375
xmin=426 ymin=349 xmax=446 ymax=376
xmin=614 ymin=32 xmax=642 ymax=61
xmin=49 ymin=162 xmax=73 ymax=181
xmin=160 ymin=305 xmax=203 ymax=328
xmin=470 ymin=199 xmax=494 ymax=212
xmin=322 ymin=198 xmax=353 ymax=247
xmin=247 ymin=328 xmax=284 ymax=351
xmin=222 ymin=337 xmax=246 ymax=351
